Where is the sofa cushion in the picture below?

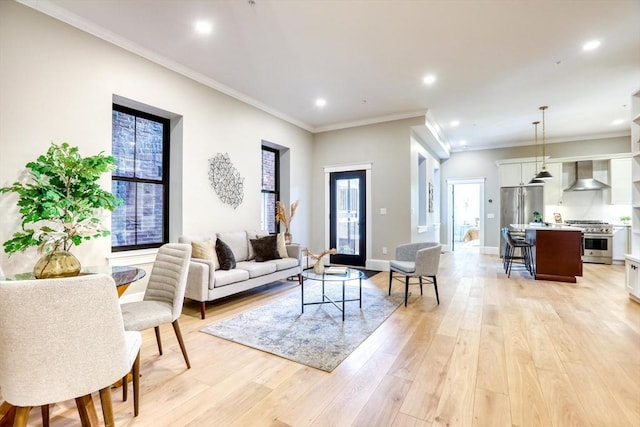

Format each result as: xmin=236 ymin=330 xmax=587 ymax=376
xmin=267 ymin=257 xmax=299 ymax=271
xmin=213 ymin=268 xmax=250 ymax=287
xmin=236 ymin=261 xmax=278 ymax=278
xmin=277 ymin=233 xmax=289 ymax=258
xmin=191 ymin=240 xmax=220 ymax=270
xmin=215 ymin=239 xmax=236 ymax=270
xmin=217 ymin=231 xmax=249 ymax=262
xmin=250 ymin=235 xmax=281 ymax=262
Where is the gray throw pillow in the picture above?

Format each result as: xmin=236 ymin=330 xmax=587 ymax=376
xmin=215 ymin=238 xmax=236 ymax=270
xmin=250 ymin=235 xmax=281 ymax=262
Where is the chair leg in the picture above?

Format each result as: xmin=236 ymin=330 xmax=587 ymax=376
xmin=98 ymin=387 xmax=115 ymax=427
xmin=172 ymin=319 xmax=191 ymax=369
xmin=154 ymin=326 xmax=163 ymax=356
xmin=388 ymin=270 xmax=393 ymax=295
xmin=200 ymin=302 xmax=206 ymax=320
xmin=75 ymin=394 xmax=100 ymax=427
xmin=41 ymin=404 xmax=49 ymax=427
xmin=432 ymin=276 xmax=440 ymax=304
xmin=13 ymin=407 xmax=31 ymax=427
xmin=419 ymin=276 xmax=423 ymax=295
xmin=132 ymin=351 xmax=140 ymax=417
xmin=404 ymin=275 xmax=409 ymax=307
xmin=122 ymin=371 xmax=128 ymax=402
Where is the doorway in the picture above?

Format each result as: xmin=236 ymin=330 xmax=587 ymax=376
xmin=329 ymin=170 xmax=366 ymax=266
xmin=448 ymin=179 xmax=484 ymax=251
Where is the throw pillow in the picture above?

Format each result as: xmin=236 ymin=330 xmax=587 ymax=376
xmin=191 ymin=240 xmax=220 ymax=270
xmin=277 ymin=232 xmax=288 ymax=258
xmin=250 ymin=235 xmax=281 ymax=262
xmin=215 ymin=238 xmax=236 ymax=270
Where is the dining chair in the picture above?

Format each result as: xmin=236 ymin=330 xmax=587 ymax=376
xmin=0 ymin=274 xmax=141 ymax=427
xmin=120 ymin=243 xmax=193 ymax=370
xmin=389 ymin=242 xmax=442 ymax=307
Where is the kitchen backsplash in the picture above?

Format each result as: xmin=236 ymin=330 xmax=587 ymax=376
xmin=545 ymin=189 xmax=630 ymax=224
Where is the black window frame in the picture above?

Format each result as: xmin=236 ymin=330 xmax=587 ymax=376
xmin=111 ymin=103 xmax=170 ymax=252
xmin=261 ymin=145 xmax=280 ymax=234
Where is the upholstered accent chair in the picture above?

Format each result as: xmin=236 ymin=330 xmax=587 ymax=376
xmin=389 ymin=242 xmax=442 ymax=307
xmin=120 ymin=243 xmax=193 ymax=369
xmin=0 ymin=274 xmax=141 ymax=426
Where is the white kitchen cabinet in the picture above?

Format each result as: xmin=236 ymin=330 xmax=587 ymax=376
xmin=631 ymin=88 xmax=640 ymax=256
xmin=610 ymin=157 xmax=631 ymax=205
xmin=543 ymin=162 xmax=563 ymax=206
xmin=625 ymin=255 xmax=640 ymax=303
xmin=499 ymin=162 xmax=537 ymax=186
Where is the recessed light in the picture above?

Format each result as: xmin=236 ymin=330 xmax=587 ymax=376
xmin=460 ymin=140 xmax=467 ymax=146
xmin=315 ymin=98 xmax=327 ymax=108
xmin=194 ymin=20 xmax=213 ymax=35
xmin=582 ymin=39 xmax=601 ymax=51
xmin=450 ymin=120 xmax=460 ymax=127
xmin=423 ymin=74 xmax=437 ymax=85
xmin=612 ymin=119 xmax=624 ymax=125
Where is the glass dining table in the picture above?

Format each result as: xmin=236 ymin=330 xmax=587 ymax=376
xmin=0 ymin=265 xmax=146 ymax=297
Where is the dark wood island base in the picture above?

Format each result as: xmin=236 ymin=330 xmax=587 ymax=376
xmin=526 ymin=228 xmax=583 ymax=283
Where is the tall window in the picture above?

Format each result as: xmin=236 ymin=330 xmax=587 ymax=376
xmin=111 ymin=104 xmax=169 ymax=251
xmin=261 ymin=145 xmax=279 ymax=233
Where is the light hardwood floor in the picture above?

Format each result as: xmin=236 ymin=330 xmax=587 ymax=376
xmin=24 ymin=251 xmax=640 ymax=426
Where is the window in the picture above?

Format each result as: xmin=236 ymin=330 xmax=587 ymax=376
xmin=261 ymin=145 xmax=279 ymax=233
xmin=111 ymin=104 xmax=169 ymax=251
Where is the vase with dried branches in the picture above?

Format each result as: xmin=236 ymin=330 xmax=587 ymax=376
xmin=276 ymin=200 xmax=299 ymax=244
xmin=304 ymin=248 xmax=337 ymax=274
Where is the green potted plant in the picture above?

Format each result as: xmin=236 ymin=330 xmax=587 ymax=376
xmin=620 ymin=215 xmax=631 ymax=225
xmin=0 ymin=142 xmax=120 ymax=278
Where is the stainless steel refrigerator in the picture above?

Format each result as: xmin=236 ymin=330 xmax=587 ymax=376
xmin=500 ymin=185 xmax=544 ymax=257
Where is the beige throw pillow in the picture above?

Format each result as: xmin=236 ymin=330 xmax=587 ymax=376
xmin=277 ymin=233 xmax=289 ymax=258
xmin=191 ymin=240 xmax=220 ymax=270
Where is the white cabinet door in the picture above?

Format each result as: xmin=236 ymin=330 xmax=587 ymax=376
xmin=499 ymin=163 xmax=523 ymax=186
xmin=613 ymin=226 xmax=630 ymax=261
xmin=610 ymin=158 xmax=631 ymax=205
xmin=543 ymin=163 xmax=563 ymax=206
xmin=521 ymin=162 xmax=538 ymax=185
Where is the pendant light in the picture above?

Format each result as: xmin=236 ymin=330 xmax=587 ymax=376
xmin=535 ymin=105 xmax=553 ymax=180
xmin=529 ymin=120 xmax=544 ymax=184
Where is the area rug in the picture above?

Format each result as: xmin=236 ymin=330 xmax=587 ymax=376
xmin=201 ymin=283 xmax=404 ymax=372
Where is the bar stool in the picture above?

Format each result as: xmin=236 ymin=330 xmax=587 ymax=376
xmin=502 ymin=228 xmax=534 ymax=277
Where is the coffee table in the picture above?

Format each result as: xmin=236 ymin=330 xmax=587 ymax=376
xmin=300 ymin=267 xmax=364 ymax=321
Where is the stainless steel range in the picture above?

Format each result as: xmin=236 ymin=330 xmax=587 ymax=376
xmin=565 ymin=220 xmax=613 ymax=264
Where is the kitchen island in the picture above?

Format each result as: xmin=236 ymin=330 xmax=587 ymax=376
xmin=511 ymin=224 xmax=583 ymax=283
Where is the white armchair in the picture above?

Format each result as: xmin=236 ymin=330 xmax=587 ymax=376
xmin=389 ymin=242 xmax=442 ymax=307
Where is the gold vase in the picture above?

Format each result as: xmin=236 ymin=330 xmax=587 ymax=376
xmin=284 ymin=231 xmax=292 ymax=244
xmin=33 ymin=250 xmax=81 ymax=279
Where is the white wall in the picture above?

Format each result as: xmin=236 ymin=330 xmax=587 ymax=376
xmin=0 ymin=1 xmax=312 ymax=275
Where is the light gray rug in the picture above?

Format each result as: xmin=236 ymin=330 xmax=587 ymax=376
xmin=201 ymin=283 xmax=404 ymax=372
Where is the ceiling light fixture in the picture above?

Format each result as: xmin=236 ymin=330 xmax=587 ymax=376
xmin=529 ymin=121 xmax=544 ymax=184
xmin=535 ymin=106 xmax=553 ymax=180
xmin=582 ymin=39 xmax=601 ymax=51
xmin=194 ymin=20 xmax=212 ymax=35
xmin=315 ymin=98 xmax=326 ymax=108
xmin=450 ymin=120 xmax=460 ymax=127
xmin=423 ymin=74 xmax=436 ymax=85
xmin=612 ymin=119 xmax=624 ymax=125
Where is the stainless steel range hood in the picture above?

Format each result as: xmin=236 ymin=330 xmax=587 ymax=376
xmin=565 ymin=160 xmax=610 ymax=191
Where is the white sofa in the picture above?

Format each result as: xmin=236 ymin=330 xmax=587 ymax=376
xmin=179 ymin=231 xmax=302 ymax=319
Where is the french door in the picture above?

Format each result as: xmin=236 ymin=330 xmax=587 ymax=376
xmin=329 ymin=170 xmax=366 ymax=266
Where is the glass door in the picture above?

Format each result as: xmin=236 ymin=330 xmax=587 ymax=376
xmin=329 ymin=170 xmax=366 ymax=266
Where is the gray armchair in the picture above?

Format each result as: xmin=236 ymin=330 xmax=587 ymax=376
xmin=389 ymin=242 xmax=442 ymax=307
xmin=120 ymin=243 xmax=192 ymax=369
xmin=0 ymin=274 xmax=141 ymax=426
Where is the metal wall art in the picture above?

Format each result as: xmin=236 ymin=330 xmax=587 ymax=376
xmin=208 ymin=152 xmax=244 ymax=209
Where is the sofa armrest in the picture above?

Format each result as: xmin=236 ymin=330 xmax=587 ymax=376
xmin=286 ymin=244 xmax=302 ymax=264
xmin=184 ymin=259 xmax=216 ymax=302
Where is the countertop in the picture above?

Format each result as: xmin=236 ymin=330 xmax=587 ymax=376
xmin=510 ymin=223 xmax=582 ymax=232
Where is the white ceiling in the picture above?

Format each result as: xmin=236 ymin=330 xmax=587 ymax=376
xmin=21 ymin=0 xmax=640 ymax=153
